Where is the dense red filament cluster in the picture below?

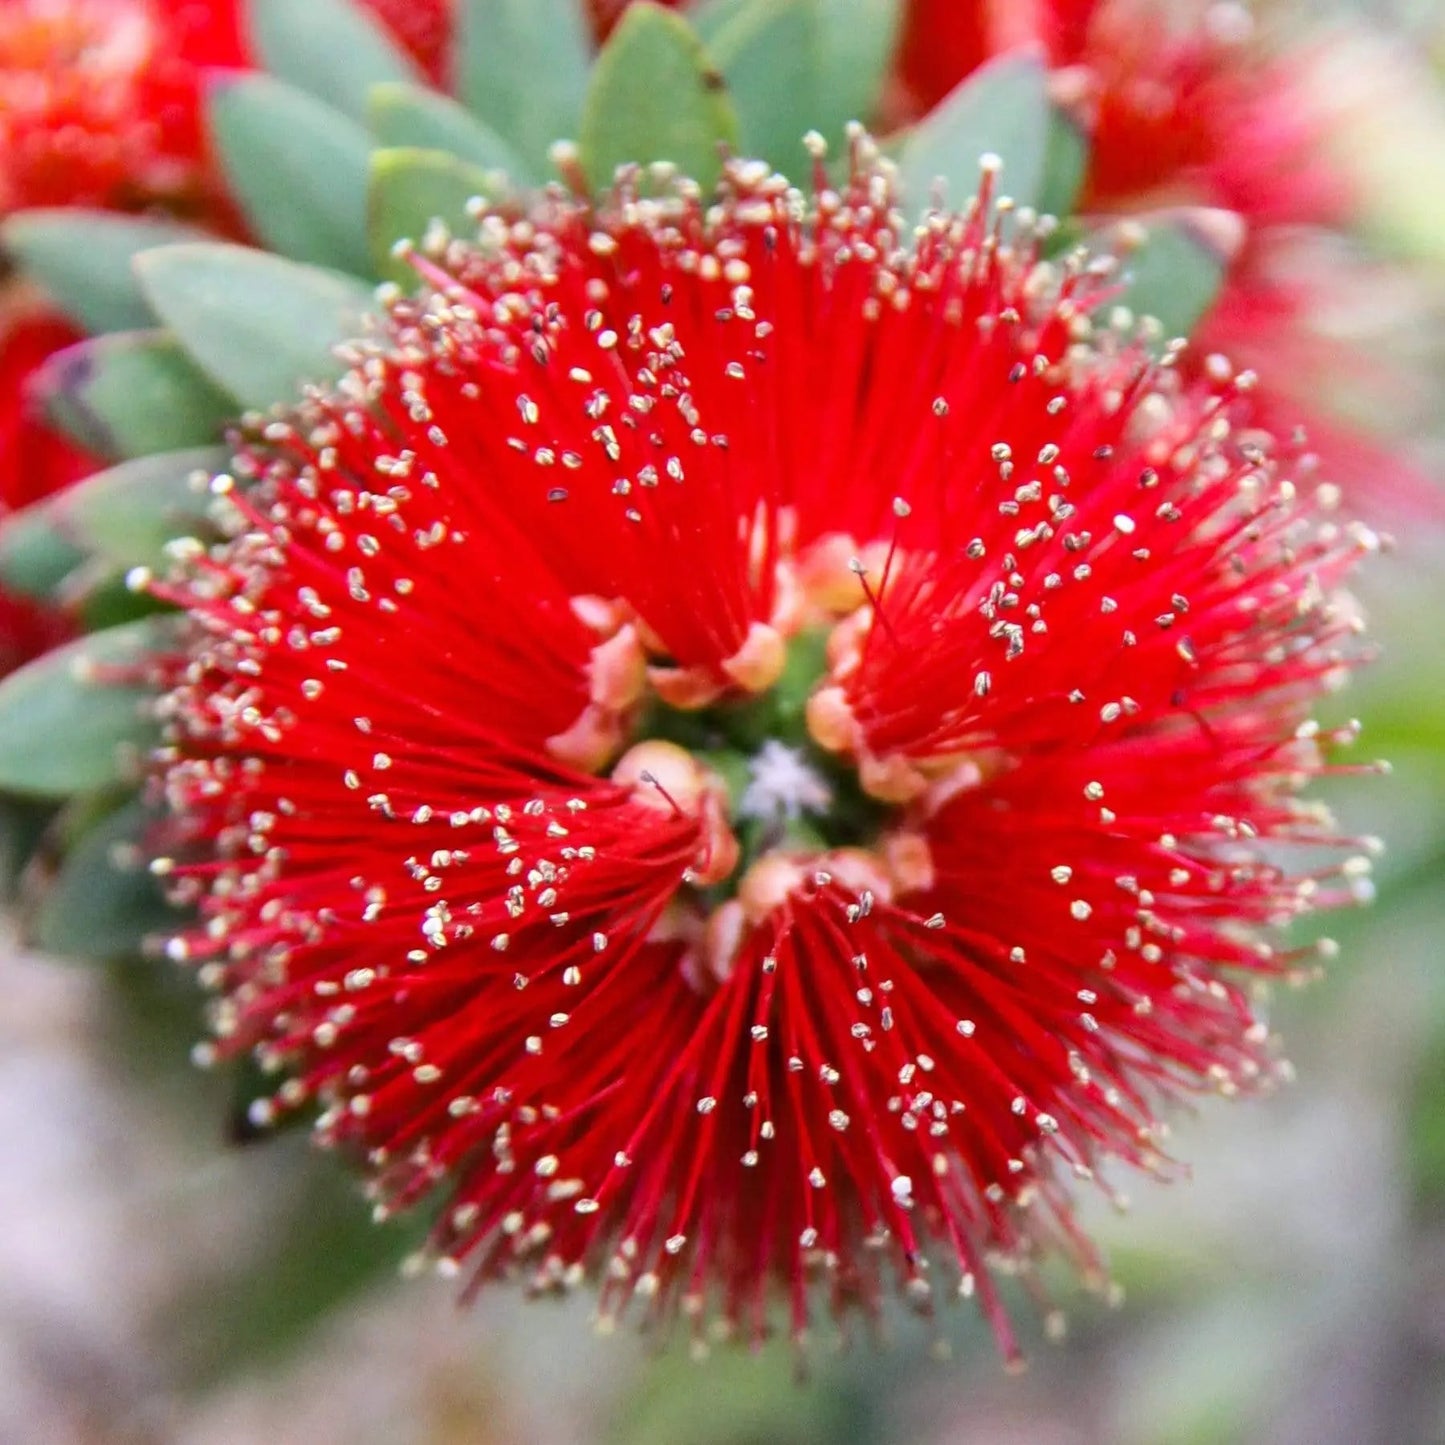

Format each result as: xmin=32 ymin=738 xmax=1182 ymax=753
xmin=155 ymin=152 xmax=1374 ymax=1358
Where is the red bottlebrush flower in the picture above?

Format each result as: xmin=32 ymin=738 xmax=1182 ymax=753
xmin=894 ymin=0 xmax=1346 ymax=228
xmin=155 ymin=153 xmax=1375 ymax=1358
xmin=0 ymin=0 xmax=246 ymax=222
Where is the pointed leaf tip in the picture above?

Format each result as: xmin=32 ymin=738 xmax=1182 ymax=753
xmin=246 ymin=0 xmax=420 ymax=123
xmin=580 ymin=4 xmax=740 ymax=193
xmin=1 ymin=211 xmax=205 ymax=336
xmin=35 ymin=332 xmax=234 ymax=461
xmin=209 ymin=74 xmax=375 ymax=276
xmin=135 ymin=244 xmax=377 ymax=411
xmin=0 ymin=618 xmax=181 ymax=798
xmin=897 ymin=50 xmax=1053 ymax=215
xmin=457 ymin=0 xmax=590 ymax=172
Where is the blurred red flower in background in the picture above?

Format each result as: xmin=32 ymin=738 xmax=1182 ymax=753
xmin=894 ymin=0 xmax=1345 ymax=225
xmin=156 ymin=160 xmax=1373 ymax=1356
xmin=0 ymin=0 xmax=247 ymax=220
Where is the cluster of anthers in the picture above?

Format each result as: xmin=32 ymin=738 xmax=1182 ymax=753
xmin=147 ymin=136 xmax=1380 ymax=1362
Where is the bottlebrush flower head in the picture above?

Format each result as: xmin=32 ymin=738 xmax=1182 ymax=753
xmin=152 ymin=146 xmax=1377 ymax=1359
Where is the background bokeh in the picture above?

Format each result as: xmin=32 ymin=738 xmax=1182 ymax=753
xmin=6 ymin=2 xmax=1445 ymax=1442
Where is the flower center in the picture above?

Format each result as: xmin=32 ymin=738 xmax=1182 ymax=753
xmin=608 ymin=626 xmax=925 ymax=988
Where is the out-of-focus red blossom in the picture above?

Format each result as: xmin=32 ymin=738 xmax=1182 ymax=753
xmin=154 ymin=155 xmax=1377 ymax=1358
xmin=0 ymin=582 xmax=71 ymax=676
xmin=894 ymin=0 xmax=1346 ymax=226
xmin=1190 ymin=234 xmax=1442 ymax=516
xmin=0 ymin=0 xmax=246 ymax=221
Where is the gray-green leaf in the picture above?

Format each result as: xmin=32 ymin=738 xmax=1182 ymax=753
xmin=1039 ymin=105 xmax=1089 ymax=221
xmin=0 ymin=506 xmax=87 ymax=600
xmin=581 ymin=4 xmax=740 ymax=193
xmin=33 ymin=801 xmax=176 ymax=960
xmin=1095 ymin=208 xmax=1243 ymax=340
xmin=456 ymin=0 xmax=590 ymax=173
xmin=368 ymin=148 xmax=495 ymax=283
xmin=0 ymin=617 xmax=180 ymax=798
xmin=367 ymin=81 xmax=533 ymax=181
xmin=48 ymin=447 xmax=229 ymax=573
xmin=707 ymin=0 xmax=818 ymax=177
xmin=36 ymin=331 xmax=234 ymax=460
xmin=814 ymin=0 xmax=902 ymax=142
xmin=0 ymin=211 xmax=204 ymax=336
xmin=896 ymin=51 xmax=1051 ymax=215
xmin=245 ymin=0 xmax=420 ymax=123
xmin=135 ymin=244 xmax=376 ymax=411
xmin=209 ymin=74 xmax=375 ymax=276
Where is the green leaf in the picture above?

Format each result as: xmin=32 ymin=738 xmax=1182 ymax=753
xmin=209 ymin=74 xmax=375 ymax=275
xmin=47 ymin=447 xmax=228 ymax=572
xmin=1095 ymin=208 xmax=1242 ymax=340
xmin=687 ymin=0 xmax=753 ymax=44
xmin=0 ymin=506 xmax=86 ymax=599
xmin=896 ymin=51 xmax=1051 ymax=214
xmin=707 ymin=0 xmax=818 ymax=176
xmin=367 ymin=148 xmax=494 ymax=283
xmin=33 ymin=801 xmax=175 ymax=960
xmin=814 ymin=0 xmax=902 ymax=142
xmin=581 ymin=4 xmax=740 ymax=193
xmin=36 ymin=331 xmax=234 ymax=460
xmin=0 ymin=211 xmax=203 ymax=336
xmin=245 ymin=0 xmax=419 ymax=123
xmin=367 ymin=81 xmax=533 ymax=181
xmin=0 ymin=617 xmax=179 ymax=798
xmin=0 ymin=798 xmax=57 ymax=898
xmin=456 ymin=0 xmax=590 ymax=172
xmin=135 ymin=244 xmax=376 ymax=411
xmin=1038 ymin=105 xmax=1088 ymax=220
xmin=75 ymin=568 xmax=173 ymax=633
